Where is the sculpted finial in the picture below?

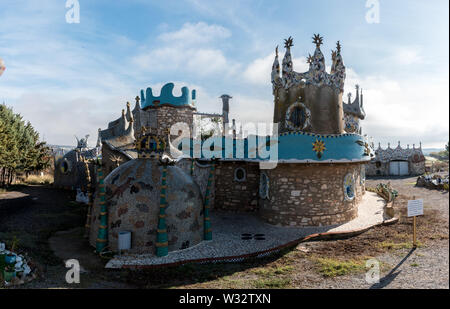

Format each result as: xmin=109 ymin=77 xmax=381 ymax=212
xmin=275 ymin=45 xmax=278 ymax=57
xmin=312 ymin=34 xmax=323 ymax=48
xmin=284 ymin=36 xmax=294 ymax=49
xmin=331 ymin=50 xmax=337 ymax=61
xmin=307 ymin=53 xmax=314 ymax=64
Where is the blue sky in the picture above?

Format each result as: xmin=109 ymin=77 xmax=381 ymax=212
xmin=0 ymin=0 xmax=448 ymax=148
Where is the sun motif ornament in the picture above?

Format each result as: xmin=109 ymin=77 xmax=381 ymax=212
xmin=312 ymin=139 xmax=326 ymax=159
xmin=135 ymin=127 xmax=166 ymax=159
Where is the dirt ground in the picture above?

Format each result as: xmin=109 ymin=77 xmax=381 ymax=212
xmin=0 ymin=175 xmax=448 ymax=289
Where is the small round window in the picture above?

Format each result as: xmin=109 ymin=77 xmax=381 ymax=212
xmin=234 ymin=167 xmax=246 ymax=182
xmin=259 ymin=172 xmax=269 ymax=199
xmin=343 ymin=173 xmax=355 ymax=201
xmin=60 ymin=158 xmax=71 ymax=174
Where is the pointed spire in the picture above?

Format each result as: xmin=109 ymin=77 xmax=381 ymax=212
xmin=272 ymin=45 xmax=281 ymax=90
xmin=336 ymin=41 xmax=341 ymax=53
xmin=360 ymin=88 xmax=364 ymax=107
xmin=125 ymin=101 xmax=132 ymax=122
xmin=96 ymin=128 xmax=102 ymax=148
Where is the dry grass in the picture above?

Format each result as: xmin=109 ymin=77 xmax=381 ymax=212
xmin=23 ymin=174 xmax=54 ymax=185
xmin=312 ymin=256 xmax=368 ymax=277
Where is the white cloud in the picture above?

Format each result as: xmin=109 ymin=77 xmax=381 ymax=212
xmin=158 ymin=22 xmax=231 ymax=45
xmin=132 ymin=22 xmax=240 ymax=78
xmin=344 ymin=69 xmax=449 ymax=148
xmin=243 ymin=53 xmax=309 ymax=85
xmin=391 ymin=47 xmax=423 ymax=65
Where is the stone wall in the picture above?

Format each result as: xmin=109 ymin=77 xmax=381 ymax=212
xmin=214 ymin=161 xmax=260 ymax=212
xmin=176 ymin=159 xmax=215 ymax=209
xmin=410 ymin=161 xmax=425 ymax=176
xmin=137 ymin=106 xmax=195 ymax=137
xmin=366 ymin=161 xmax=387 ymax=176
xmin=259 ymin=163 xmax=365 ymax=227
xmin=366 ymin=160 xmax=425 ymax=176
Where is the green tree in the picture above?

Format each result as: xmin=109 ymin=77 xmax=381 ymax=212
xmin=0 ymin=103 xmax=50 ymax=186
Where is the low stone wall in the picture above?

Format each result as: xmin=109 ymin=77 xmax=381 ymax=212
xmin=214 ymin=162 xmax=260 ymax=212
xmin=259 ymin=163 xmax=365 ymax=227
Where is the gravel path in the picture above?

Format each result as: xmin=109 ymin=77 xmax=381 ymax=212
xmin=106 ymin=192 xmax=386 ymax=268
xmin=319 ymin=176 xmax=449 ymax=289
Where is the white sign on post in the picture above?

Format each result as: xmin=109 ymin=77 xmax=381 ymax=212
xmin=407 ymin=199 xmax=424 ymax=217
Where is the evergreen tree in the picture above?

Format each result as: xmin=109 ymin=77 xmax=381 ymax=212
xmin=0 ymin=103 xmax=50 ymax=186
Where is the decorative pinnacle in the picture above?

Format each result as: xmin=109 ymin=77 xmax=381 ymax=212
xmin=336 ymin=41 xmax=341 ymax=53
xmin=284 ymin=36 xmax=294 ymax=49
xmin=135 ymin=96 xmax=140 ymax=103
xmin=275 ymin=45 xmax=278 ymax=57
xmin=126 ymin=101 xmax=130 ymax=108
xmin=331 ymin=50 xmax=337 ymax=60
xmin=312 ymin=34 xmax=323 ymax=48
xmin=307 ymin=53 xmax=314 ymax=64
xmin=355 ymin=84 xmax=360 ymax=91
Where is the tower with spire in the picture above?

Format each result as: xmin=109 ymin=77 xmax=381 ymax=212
xmin=343 ymin=84 xmax=366 ymax=134
xmin=271 ymin=34 xmax=347 ymax=134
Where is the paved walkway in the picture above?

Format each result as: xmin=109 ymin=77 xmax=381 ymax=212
xmin=106 ymin=192 xmax=387 ymax=268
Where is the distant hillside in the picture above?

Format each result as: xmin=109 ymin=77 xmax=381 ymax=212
xmin=422 ymin=148 xmax=444 ymax=156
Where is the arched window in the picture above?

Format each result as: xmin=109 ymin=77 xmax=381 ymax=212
xmin=234 ymin=167 xmax=246 ymax=182
xmin=360 ymin=166 xmax=366 ymax=186
xmin=285 ymin=102 xmax=311 ymax=131
xmin=259 ymin=172 xmax=270 ymax=199
xmin=343 ymin=173 xmax=355 ymax=201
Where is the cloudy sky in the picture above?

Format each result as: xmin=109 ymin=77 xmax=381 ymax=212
xmin=0 ymin=0 xmax=448 ymax=148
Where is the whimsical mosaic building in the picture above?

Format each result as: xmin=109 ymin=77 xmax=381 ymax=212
xmin=53 ymin=135 xmax=99 ymax=190
xmin=86 ymin=34 xmax=374 ymax=256
xmin=366 ymin=142 xmax=425 ymax=176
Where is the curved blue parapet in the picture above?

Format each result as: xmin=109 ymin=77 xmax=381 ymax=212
xmin=140 ymin=82 xmax=196 ymax=109
xmin=177 ymin=131 xmax=374 ymax=163
xmin=276 ymin=131 xmax=373 ymax=162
